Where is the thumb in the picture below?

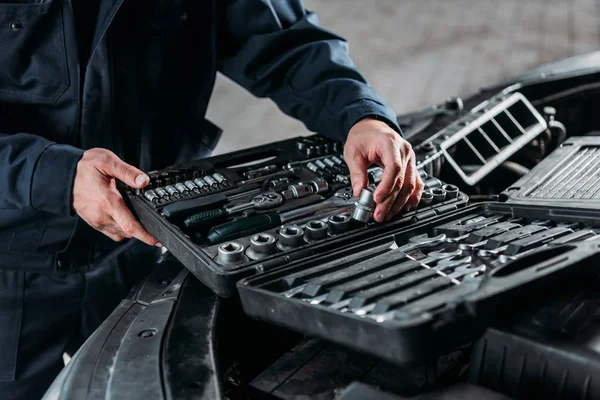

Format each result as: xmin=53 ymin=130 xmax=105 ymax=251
xmin=345 ymin=151 xmax=370 ymax=198
xmin=104 ymin=154 xmax=149 ymax=189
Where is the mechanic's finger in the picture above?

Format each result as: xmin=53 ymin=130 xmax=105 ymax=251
xmin=374 ymin=176 xmax=401 ymax=222
xmin=388 ymin=163 xmax=417 ymax=219
xmin=102 ymin=153 xmax=149 ymax=189
xmin=344 ymin=149 xmax=370 ymax=198
xmin=373 ymin=146 xmax=404 ymax=203
xmin=404 ymin=177 xmax=424 ymax=211
xmin=110 ymin=198 xmax=160 ymax=246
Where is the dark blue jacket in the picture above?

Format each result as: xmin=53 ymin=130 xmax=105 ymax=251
xmin=0 ymin=0 xmax=400 ymax=271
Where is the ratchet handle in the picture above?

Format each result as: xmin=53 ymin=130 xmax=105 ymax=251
xmin=207 ymin=211 xmax=282 ymax=244
xmin=183 ymin=208 xmax=229 ymax=230
xmin=162 ymin=192 xmax=228 ymax=223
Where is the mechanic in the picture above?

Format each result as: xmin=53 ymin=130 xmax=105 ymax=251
xmin=0 ymin=1 xmax=423 ymax=398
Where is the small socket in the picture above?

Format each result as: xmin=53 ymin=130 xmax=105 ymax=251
xmin=277 ymin=225 xmax=305 ymax=250
xmin=443 ymin=184 xmax=459 ymax=199
xmin=247 ymin=233 xmax=278 ymax=260
xmin=431 ymin=188 xmax=447 ymax=203
xmin=184 ymin=180 xmax=199 ymax=192
xmin=419 ymin=191 xmax=434 ymax=207
xmin=174 ymin=182 xmax=189 ymax=194
xmin=193 ymin=178 xmax=208 ymax=190
xmin=144 ymin=190 xmax=159 ymax=203
xmin=304 ymin=220 xmax=329 ymax=242
xmin=204 ymin=176 xmax=218 ymax=187
xmin=217 ymin=242 xmax=246 ymax=265
xmin=328 ymin=213 xmax=352 ymax=235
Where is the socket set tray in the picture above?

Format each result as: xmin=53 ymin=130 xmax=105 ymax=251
xmin=237 ymin=202 xmax=600 ymax=365
xmin=125 ymin=135 xmax=468 ymax=297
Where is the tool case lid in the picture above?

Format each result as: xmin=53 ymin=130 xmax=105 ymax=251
xmin=236 ymin=202 xmax=600 ymax=365
xmin=501 ymin=136 xmax=600 ymax=210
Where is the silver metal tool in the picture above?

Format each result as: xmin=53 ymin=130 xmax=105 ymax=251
xmin=280 ymin=178 xmax=329 ymax=200
xmin=183 ymin=192 xmax=284 ymax=229
xmin=193 ymin=178 xmax=209 ymax=192
xmin=424 ymin=177 xmax=442 ymax=189
xmin=306 ymin=162 xmax=321 ymax=174
xmin=443 ymin=184 xmax=459 ymax=199
xmin=239 ymin=166 xmax=301 ymax=186
xmin=419 ymin=191 xmax=434 ymax=207
xmin=352 ymin=255 xmax=474 ymax=315
xmin=174 ymin=182 xmax=189 ymax=194
xmin=352 ymin=188 xmax=375 ymax=223
xmin=277 ymin=225 xmax=305 ymax=249
xmin=431 ymin=187 xmax=447 ymax=203
xmin=224 ymin=192 xmax=283 ymax=214
xmin=304 ymin=220 xmax=329 ymax=242
xmin=144 ymin=190 xmax=160 ymax=203
xmin=315 ymin=160 xmax=328 ymax=171
xmin=331 ymin=156 xmax=344 ymax=166
xmin=213 ymin=172 xmax=229 ymax=186
xmin=328 ymin=213 xmax=352 ymax=235
xmin=164 ymin=185 xmax=181 ymax=198
xmin=244 ymin=164 xmax=278 ymax=179
xmin=183 ymin=180 xmax=201 ymax=193
xmin=281 ymin=187 xmax=354 ymax=223
xmin=319 ymin=248 xmax=464 ymax=308
xmin=247 ymin=233 xmax=278 ymax=260
xmin=203 ymin=175 xmax=218 ymax=189
xmin=155 ymin=187 xmax=169 ymax=199
xmin=216 ymin=242 xmax=246 ymax=265
xmin=389 ymin=233 xmax=448 ymax=253
xmin=323 ymin=158 xmax=337 ymax=169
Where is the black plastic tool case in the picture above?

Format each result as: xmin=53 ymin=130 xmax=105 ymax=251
xmin=236 ymin=137 xmax=600 ymax=365
xmin=237 ymin=203 xmax=600 ymax=364
xmin=469 ymin=276 xmax=600 ymax=400
xmin=125 ymin=135 xmax=468 ymax=297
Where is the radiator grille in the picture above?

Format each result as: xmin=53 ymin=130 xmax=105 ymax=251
xmin=430 ymin=93 xmax=548 ymax=186
xmin=528 ymin=146 xmax=600 ymax=199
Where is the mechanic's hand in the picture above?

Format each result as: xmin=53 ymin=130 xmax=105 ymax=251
xmin=73 ymin=148 xmax=162 ymax=247
xmin=344 ymin=118 xmax=423 ymax=222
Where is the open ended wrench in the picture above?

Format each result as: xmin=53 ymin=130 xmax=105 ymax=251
xmin=309 ymin=248 xmax=465 ymax=308
xmin=350 ymin=255 xmax=474 ymax=315
xmin=282 ymin=234 xmax=450 ymax=299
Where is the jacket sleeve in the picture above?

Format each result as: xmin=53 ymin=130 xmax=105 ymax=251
xmin=217 ymin=0 xmax=402 ymax=142
xmin=0 ymin=132 xmax=84 ymax=216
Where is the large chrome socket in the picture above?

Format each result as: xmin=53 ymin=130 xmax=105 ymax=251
xmin=216 ymin=242 xmax=247 ymax=265
xmin=442 ymin=184 xmax=459 ymax=199
xmin=328 ymin=213 xmax=352 ymax=235
xmin=247 ymin=233 xmax=278 ymax=260
xmin=431 ymin=188 xmax=447 ymax=203
xmin=277 ymin=225 xmax=305 ymax=250
xmin=352 ymin=188 xmax=375 ymax=223
xmin=304 ymin=220 xmax=329 ymax=242
xmin=419 ymin=191 xmax=434 ymax=207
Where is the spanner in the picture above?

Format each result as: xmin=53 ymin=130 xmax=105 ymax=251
xmin=183 ymin=192 xmax=283 ymax=229
xmin=282 ymin=234 xmax=450 ymax=299
xmin=318 ymin=249 xmax=464 ymax=308
xmin=345 ymin=255 xmax=473 ymax=313
xmin=361 ymin=256 xmax=476 ymax=315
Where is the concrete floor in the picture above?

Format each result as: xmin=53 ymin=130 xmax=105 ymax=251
xmin=207 ymin=0 xmax=600 ymax=155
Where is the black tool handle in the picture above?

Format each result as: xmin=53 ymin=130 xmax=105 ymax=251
xmin=183 ymin=208 xmax=229 ymax=230
xmin=162 ymin=193 xmax=228 ymax=223
xmin=207 ymin=211 xmax=282 ymax=244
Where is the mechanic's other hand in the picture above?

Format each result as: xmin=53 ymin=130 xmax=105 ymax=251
xmin=344 ymin=118 xmax=424 ymax=222
xmin=73 ymin=148 xmax=161 ymax=247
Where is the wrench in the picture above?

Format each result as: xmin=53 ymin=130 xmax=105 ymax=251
xmin=183 ymin=192 xmax=283 ymax=229
xmin=360 ymin=256 xmax=476 ymax=315
xmin=282 ymin=234 xmax=450 ymax=300
xmin=347 ymin=255 xmax=473 ymax=314
xmin=318 ymin=249 xmax=464 ymax=309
